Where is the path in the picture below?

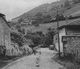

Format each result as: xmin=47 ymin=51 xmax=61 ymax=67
xmin=2 ymin=48 xmax=64 ymax=69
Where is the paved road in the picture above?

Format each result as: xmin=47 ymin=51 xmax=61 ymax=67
xmin=2 ymin=48 xmax=64 ymax=69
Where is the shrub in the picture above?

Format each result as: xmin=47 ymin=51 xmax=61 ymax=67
xmin=25 ymin=32 xmax=44 ymax=47
xmin=66 ymin=63 xmax=80 ymax=69
xmin=11 ymin=32 xmax=25 ymax=47
xmin=43 ymin=28 xmax=55 ymax=47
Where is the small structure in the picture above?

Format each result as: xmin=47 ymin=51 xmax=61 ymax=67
xmin=54 ymin=20 xmax=80 ymax=56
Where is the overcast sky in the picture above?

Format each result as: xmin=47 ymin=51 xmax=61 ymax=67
xmin=0 ymin=0 xmax=57 ymax=20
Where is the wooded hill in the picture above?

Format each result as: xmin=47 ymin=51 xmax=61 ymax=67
xmin=11 ymin=0 xmax=80 ymax=25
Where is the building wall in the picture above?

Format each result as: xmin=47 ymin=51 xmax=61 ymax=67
xmin=54 ymin=28 xmax=66 ymax=52
xmin=0 ymin=17 xmax=11 ymax=47
xmin=62 ymin=27 xmax=80 ymax=56
xmin=62 ymin=36 xmax=80 ymax=59
xmin=54 ymin=34 xmax=58 ymax=51
xmin=0 ymin=19 xmax=4 ymax=45
xmin=59 ymin=28 xmax=66 ymax=52
xmin=54 ymin=26 xmax=80 ymax=55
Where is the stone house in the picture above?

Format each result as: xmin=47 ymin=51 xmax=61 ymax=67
xmin=0 ymin=13 xmax=11 ymax=47
xmin=0 ymin=13 xmax=11 ymax=55
xmin=54 ymin=20 xmax=80 ymax=56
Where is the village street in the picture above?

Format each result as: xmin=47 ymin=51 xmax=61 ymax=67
xmin=2 ymin=48 xmax=64 ymax=69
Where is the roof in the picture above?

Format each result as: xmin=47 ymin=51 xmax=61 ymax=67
xmin=0 ymin=13 xmax=11 ymax=28
xmin=0 ymin=13 xmax=5 ymax=17
xmin=58 ymin=19 xmax=80 ymax=29
xmin=2 ymin=17 xmax=11 ymax=28
xmin=69 ymin=20 xmax=80 ymax=25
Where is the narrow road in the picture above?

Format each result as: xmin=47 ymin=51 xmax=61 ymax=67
xmin=2 ymin=48 xmax=64 ymax=69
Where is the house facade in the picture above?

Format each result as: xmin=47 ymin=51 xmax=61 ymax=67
xmin=0 ymin=13 xmax=11 ymax=55
xmin=54 ymin=20 xmax=80 ymax=56
xmin=54 ymin=27 xmax=66 ymax=53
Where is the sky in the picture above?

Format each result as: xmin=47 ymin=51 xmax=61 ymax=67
xmin=0 ymin=0 xmax=57 ymax=20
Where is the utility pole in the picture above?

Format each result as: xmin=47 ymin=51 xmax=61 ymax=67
xmin=56 ymin=0 xmax=61 ymax=57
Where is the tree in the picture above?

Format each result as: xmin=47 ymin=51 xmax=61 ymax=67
xmin=18 ymin=28 xmax=25 ymax=34
xmin=56 ymin=14 xmax=65 ymax=21
xmin=25 ymin=32 xmax=44 ymax=47
xmin=11 ymin=32 xmax=25 ymax=47
xmin=18 ymin=18 xmax=23 ymax=24
xmin=43 ymin=14 xmax=52 ymax=23
xmin=32 ymin=12 xmax=52 ymax=24
xmin=43 ymin=28 xmax=55 ymax=47
xmin=15 ymin=25 xmax=25 ymax=34
xmin=32 ymin=12 xmax=43 ymax=25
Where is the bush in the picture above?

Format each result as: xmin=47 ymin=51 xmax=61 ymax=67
xmin=43 ymin=28 xmax=55 ymax=47
xmin=0 ymin=46 xmax=6 ymax=56
xmin=64 ymin=42 xmax=80 ymax=63
xmin=11 ymin=32 xmax=25 ymax=47
xmin=25 ymin=31 xmax=44 ymax=48
xmin=66 ymin=63 xmax=80 ymax=69
xmin=20 ymin=44 xmax=33 ymax=55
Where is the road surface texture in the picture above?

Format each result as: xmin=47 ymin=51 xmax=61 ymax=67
xmin=2 ymin=48 xmax=64 ymax=69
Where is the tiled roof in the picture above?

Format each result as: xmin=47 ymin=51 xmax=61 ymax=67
xmin=69 ymin=20 xmax=80 ymax=25
xmin=58 ymin=18 xmax=80 ymax=29
xmin=0 ymin=13 xmax=11 ymax=28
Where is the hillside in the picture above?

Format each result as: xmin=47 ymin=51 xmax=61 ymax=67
xmin=64 ymin=3 xmax=80 ymax=16
xmin=11 ymin=1 xmax=80 ymax=34
xmin=12 ymin=0 xmax=80 ymax=23
xmin=11 ymin=1 xmax=63 ymax=23
xmin=23 ymin=17 xmax=80 ymax=34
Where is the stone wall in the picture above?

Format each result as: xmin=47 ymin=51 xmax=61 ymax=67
xmin=62 ymin=36 xmax=80 ymax=59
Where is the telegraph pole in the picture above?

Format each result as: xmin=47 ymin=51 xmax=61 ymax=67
xmin=56 ymin=0 xmax=61 ymax=57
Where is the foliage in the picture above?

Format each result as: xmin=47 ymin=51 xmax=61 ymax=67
xmin=64 ymin=0 xmax=71 ymax=9
xmin=32 ymin=12 xmax=52 ymax=25
xmin=43 ymin=28 xmax=55 ymax=47
xmin=66 ymin=63 xmax=80 ymax=69
xmin=43 ymin=14 xmax=52 ymax=23
xmin=16 ymin=25 xmax=25 ymax=34
xmin=18 ymin=28 xmax=25 ymax=34
xmin=18 ymin=18 xmax=24 ymax=23
xmin=32 ymin=12 xmax=43 ymax=25
xmin=11 ymin=32 xmax=25 ymax=47
xmin=0 ymin=46 xmax=6 ymax=56
xmin=64 ymin=38 xmax=80 ymax=63
xmin=25 ymin=31 xmax=44 ymax=47
xmin=56 ymin=14 xmax=65 ymax=21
